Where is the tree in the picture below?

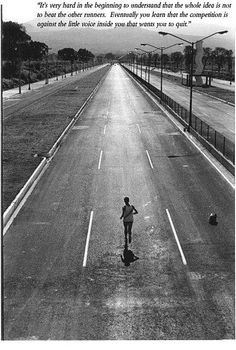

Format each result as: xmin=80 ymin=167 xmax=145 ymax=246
xmin=170 ymin=51 xmax=183 ymax=70
xmin=29 ymin=41 xmax=48 ymax=60
xmin=2 ymin=21 xmax=31 ymax=61
xmin=162 ymin=54 xmax=169 ymax=69
xmin=104 ymin=52 xmax=115 ymax=61
xmin=152 ymin=53 xmax=160 ymax=67
xmin=77 ymin=48 xmax=94 ymax=62
xmin=96 ymin=55 xmax=104 ymax=64
xmin=213 ymin=47 xmax=227 ymax=75
xmin=58 ymin=48 xmax=78 ymax=62
xmin=184 ymin=45 xmax=195 ymax=72
xmin=225 ymin=49 xmax=233 ymax=73
xmin=19 ymin=41 xmax=48 ymax=61
xmin=58 ymin=48 xmax=78 ymax=74
xmin=202 ymin=47 xmax=212 ymax=72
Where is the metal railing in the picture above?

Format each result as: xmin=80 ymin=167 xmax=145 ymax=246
xmin=122 ymin=64 xmax=235 ymax=165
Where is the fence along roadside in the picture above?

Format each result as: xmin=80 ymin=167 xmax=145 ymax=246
xmin=121 ymin=64 xmax=235 ymax=175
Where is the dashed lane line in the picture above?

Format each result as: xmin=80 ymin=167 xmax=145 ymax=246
xmin=146 ymin=150 xmax=154 ymax=169
xmin=82 ymin=210 xmax=94 ymax=267
xmin=136 ymin=123 xmax=141 ymax=134
xmin=166 ymin=209 xmax=187 ymax=266
xmin=98 ymin=150 xmax=103 ymax=170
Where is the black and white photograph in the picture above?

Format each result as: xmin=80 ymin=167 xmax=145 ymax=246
xmin=1 ymin=0 xmax=235 ymax=343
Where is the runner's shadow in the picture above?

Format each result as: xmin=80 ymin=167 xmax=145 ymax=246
xmin=120 ymin=241 xmax=139 ymax=267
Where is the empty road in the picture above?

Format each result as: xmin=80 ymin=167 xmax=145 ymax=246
xmin=3 ymin=64 xmax=235 ymax=340
xmin=129 ymin=64 xmax=235 ymax=143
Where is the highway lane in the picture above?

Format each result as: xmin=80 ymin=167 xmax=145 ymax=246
xmin=129 ymin=65 xmax=235 ymax=143
xmin=3 ymin=64 xmax=234 ymax=340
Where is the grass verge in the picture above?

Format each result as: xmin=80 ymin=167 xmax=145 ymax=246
xmin=3 ymin=65 xmax=110 ymax=212
xmin=152 ymin=70 xmax=235 ymax=105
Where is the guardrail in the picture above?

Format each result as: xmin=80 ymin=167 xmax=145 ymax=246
xmin=122 ymin=64 xmax=235 ymax=173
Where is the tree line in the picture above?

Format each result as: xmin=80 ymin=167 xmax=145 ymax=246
xmin=2 ymin=21 xmax=96 ymax=64
xmin=132 ymin=46 xmax=234 ymax=78
xmin=2 ymin=21 xmax=234 ymax=85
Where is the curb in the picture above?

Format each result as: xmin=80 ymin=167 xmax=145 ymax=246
xmin=3 ymin=66 xmax=111 ymax=232
xmin=3 ymin=158 xmax=47 ymax=227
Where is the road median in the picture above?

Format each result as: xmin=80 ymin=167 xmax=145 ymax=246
xmin=3 ymin=64 xmax=111 ymax=228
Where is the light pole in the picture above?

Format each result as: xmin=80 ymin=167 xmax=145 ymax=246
xmin=134 ymin=52 xmax=145 ymax=79
xmin=16 ymin=42 xmax=23 ymax=94
xmin=141 ymin=42 xmax=183 ymax=103
xmin=158 ymin=30 xmax=228 ymax=131
xmin=135 ymin=47 xmax=155 ymax=83
xmin=16 ymin=41 xmax=28 ymax=94
xmin=45 ymin=47 xmax=52 ymax=84
xmin=126 ymin=51 xmax=135 ymax=72
xmin=28 ymin=57 xmax=31 ymax=90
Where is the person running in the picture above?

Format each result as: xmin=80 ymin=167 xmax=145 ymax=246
xmin=120 ymin=197 xmax=138 ymax=243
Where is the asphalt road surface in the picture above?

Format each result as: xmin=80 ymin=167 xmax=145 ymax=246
xmin=3 ymin=64 xmax=235 ymax=340
xmin=131 ymin=65 xmax=235 ymax=143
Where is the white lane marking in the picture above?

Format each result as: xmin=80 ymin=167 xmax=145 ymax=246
xmin=146 ymin=150 xmax=154 ymax=169
xmin=98 ymin=150 xmax=103 ymax=170
xmin=83 ymin=210 xmax=94 ymax=267
xmin=136 ymin=123 xmax=141 ymax=134
xmin=104 ymin=125 xmax=107 ymax=135
xmin=166 ymin=209 xmax=187 ymax=266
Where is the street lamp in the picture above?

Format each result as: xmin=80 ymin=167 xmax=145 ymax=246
xmin=158 ymin=30 xmax=228 ymax=131
xmin=45 ymin=47 xmax=52 ymax=84
xmin=28 ymin=57 xmax=31 ymax=90
xmin=141 ymin=42 xmax=183 ymax=103
xmin=127 ymin=51 xmax=135 ymax=72
xmin=135 ymin=47 xmax=155 ymax=83
xmin=134 ymin=51 xmax=145 ymax=79
xmin=16 ymin=40 xmax=30 ymax=94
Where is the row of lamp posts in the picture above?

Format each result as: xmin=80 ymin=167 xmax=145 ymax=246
xmin=124 ymin=30 xmax=228 ymax=132
xmin=16 ymin=43 xmax=94 ymax=93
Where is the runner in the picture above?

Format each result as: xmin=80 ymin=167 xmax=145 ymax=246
xmin=120 ymin=196 xmax=138 ymax=243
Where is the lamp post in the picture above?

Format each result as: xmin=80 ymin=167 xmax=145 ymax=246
xmin=45 ymin=47 xmax=52 ymax=84
xmin=135 ymin=47 xmax=155 ymax=83
xmin=16 ymin=42 xmax=23 ymax=94
xmin=134 ymin=52 xmax=145 ymax=79
xmin=28 ymin=58 xmax=31 ymax=90
xmin=141 ymin=42 xmax=183 ymax=103
xmin=56 ymin=59 xmax=59 ymax=80
xmin=16 ymin=41 xmax=30 ymax=94
xmin=158 ymin=30 xmax=228 ymax=131
xmin=127 ymin=51 xmax=135 ymax=72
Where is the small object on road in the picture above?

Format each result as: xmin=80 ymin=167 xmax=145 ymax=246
xmin=208 ymin=213 xmax=218 ymax=225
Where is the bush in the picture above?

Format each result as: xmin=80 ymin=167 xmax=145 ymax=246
xmin=2 ymin=61 xmax=18 ymax=78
